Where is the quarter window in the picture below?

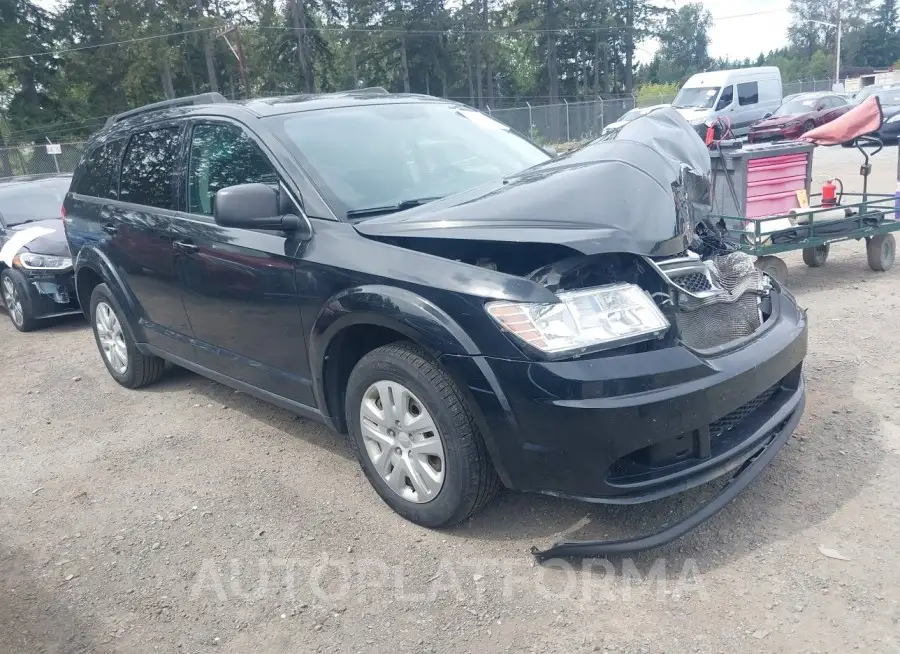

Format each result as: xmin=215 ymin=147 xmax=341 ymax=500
xmin=737 ymin=82 xmax=759 ymax=106
xmin=119 ymin=127 xmax=182 ymax=210
xmin=187 ymin=123 xmax=278 ymax=216
xmin=71 ymin=140 xmax=124 ymax=199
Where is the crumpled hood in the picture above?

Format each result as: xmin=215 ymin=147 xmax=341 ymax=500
xmin=356 ymin=106 xmax=713 ymax=258
xmin=0 ymin=219 xmax=70 ymax=266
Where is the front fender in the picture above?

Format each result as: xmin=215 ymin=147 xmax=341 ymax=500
xmin=308 ymin=284 xmax=480 ymax=410
xmin=74 ymin=245 xmax=145 ymax=340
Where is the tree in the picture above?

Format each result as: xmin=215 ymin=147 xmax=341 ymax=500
xmin=645 ymin=3 xmax=712 ymax=85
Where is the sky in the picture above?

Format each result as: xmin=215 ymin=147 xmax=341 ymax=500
xmin=638 ymin=0 xmax=793 ymax=63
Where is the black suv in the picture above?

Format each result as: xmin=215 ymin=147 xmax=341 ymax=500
xmin=64 ymin=91 xmax=807 ymax=558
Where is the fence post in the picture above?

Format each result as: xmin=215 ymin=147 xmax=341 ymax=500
xmin=45 ymin=137 xmax=60 ymax=174
xmin=563 ymin=99 xmax=570 ymax=142
xmin=485 ymin=105 xmax=492 ymax=116
xmin=526 ymin=101 xmax=533 ymax=138
xmin=599 ymin=98 xmax=604 ymax=132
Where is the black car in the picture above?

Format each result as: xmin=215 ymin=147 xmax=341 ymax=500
xmin=0 ymin=174 xmax=80 ymax=331
xmin=63 ymin=92 xmax=807 ymax=558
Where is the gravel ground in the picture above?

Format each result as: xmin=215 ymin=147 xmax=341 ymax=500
xmin=2 ymin=145 xmax=900 ymax=653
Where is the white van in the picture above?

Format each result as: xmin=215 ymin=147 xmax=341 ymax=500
xmin=673 ymin=67 xmax=783 ymax=136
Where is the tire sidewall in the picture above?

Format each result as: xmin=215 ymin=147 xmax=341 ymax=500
xmin=345 ymin=352 xmax=471 ymax=527
xmin=1 ymin=268 xmax=37 ymax=332
xmin=89 ymin=283 xmax=141 ymax=387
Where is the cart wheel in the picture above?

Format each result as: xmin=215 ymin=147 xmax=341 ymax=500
xmin=802 ymin=244 xmax=830 ymax=268
xmin=866 ymin=234 xmax=896 ymax=272
xmin=756 ymin=255 xmax=788 ymax=284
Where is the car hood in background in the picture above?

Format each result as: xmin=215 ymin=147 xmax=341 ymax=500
xmin=673 ymin=106 xmax=709 ymax=123
xmin=356 ymin=107 xmax=713 ymax=258
xmin=3 ymin=219 xmax=70 ymax=260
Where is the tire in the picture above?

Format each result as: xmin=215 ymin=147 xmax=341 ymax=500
xmin=345 ymin=342 xmax=500 ymax=528
xmin=866 ymin=233 xmax=896 ymax=272
xmin=803 ymin=120 xmax=816 ymax=133
xmin=89 ymin=283 xmax=165 ymax=388
xmin=1 ymin=268 xmax=39 ymax=332
xmin=755 ymin=255 xmax=789 ymax=284
xmin=802 ymin=244 xmax=829 ymax=268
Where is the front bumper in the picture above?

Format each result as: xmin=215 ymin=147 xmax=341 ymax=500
xmin=442 ymin=288 xmax=807 ymax=503
xmin=22 ymin=269 xmax=80 ymax=318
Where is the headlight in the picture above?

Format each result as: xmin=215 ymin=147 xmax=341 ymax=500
xmin=887 ymin=114 xmax=900 ymax=124
xmin=14 ymin=252 xmax=73 ymax=270
xmin=486 ymin=283 xmax=670 ymax=355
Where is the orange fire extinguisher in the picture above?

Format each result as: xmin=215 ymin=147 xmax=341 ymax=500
xmin=822 ymin=179 xmax=838 ymax=207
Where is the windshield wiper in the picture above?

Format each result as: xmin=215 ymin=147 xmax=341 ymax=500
xmin=346 ymin=196 xmax=443 ymax=220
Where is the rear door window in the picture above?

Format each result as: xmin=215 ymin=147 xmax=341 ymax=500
xmin=737 ymin=82 xmax=759 ymax=106
xmin=118 ymin=127 xmax=183 ymax=210
xmin=71 ymin=140 xmax=124 ymax=199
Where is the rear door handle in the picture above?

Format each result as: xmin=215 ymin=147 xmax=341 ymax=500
xmin=173 ymin=239 xmax=199 ymax=254
xmin=101 ymin=223 xmax=118 ymax=235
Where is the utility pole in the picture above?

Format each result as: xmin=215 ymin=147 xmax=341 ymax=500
xmin=219 ymin=26 xmax=251 ymax=98
xmin=834 ymin=1 xmax=842 ymax=89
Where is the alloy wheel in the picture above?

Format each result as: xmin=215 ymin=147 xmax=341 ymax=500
xmin=2 ymin=277 xmax=23 ymax=327
xmin=95 ymin=301 xmax=128 ymax=375
xmin=359 ymin=380 xmax=446 ymax=503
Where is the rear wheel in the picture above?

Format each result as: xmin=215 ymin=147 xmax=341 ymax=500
xmin=803 ymin=119 xmax=816 ymax=133
xmin=802 ymin=244 xmax=830 ymax=268
xmin=1 ymin=268 xmax=38 ymax=332
xmin=345 ymin=342 xmax=499 ymax=527
xmin=755 ymin=255 xmax=789 ymax=284
xmin=90 ymin=283 xmax=165 ymax=388
xmin=866 ymin=234 xmax=896 ymax=272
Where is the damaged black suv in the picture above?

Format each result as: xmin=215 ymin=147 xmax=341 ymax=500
xmin=64 ymin=91 xmax=807 ymax=558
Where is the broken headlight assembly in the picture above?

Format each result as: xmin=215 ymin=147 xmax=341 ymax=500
xmin=13 ymin=252 xmax=73 ymax=271
xmin=486 ymin=283 xmax=670 ymax=356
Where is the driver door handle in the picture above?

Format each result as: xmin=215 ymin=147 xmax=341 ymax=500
xmin=173 ymin=239 xmax=199 ymax=254
xmin=101 ymin=223 xmax=118 ymax=235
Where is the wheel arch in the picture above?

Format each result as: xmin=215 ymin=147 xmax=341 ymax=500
xmin=310 ymin=285 xmax=481 ymax=434
xmin=73 ymin=245 xmax=144 ymax=337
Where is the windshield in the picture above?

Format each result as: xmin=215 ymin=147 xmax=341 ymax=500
xmin=673 ymin=87 xmax=720 ymax=109
xmin=774 ymin=97 xmax=818 ymax=115
xmin=267 ymin=102 xmax=549 ymax=218
xmin=0 ymin=177 xmax=70 ymax=227
xmin=876 ymin=89 xmax=900 ymax=105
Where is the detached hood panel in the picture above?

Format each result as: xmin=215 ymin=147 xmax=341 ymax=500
xmin=356 ymin=107 xmax=713 ymax=258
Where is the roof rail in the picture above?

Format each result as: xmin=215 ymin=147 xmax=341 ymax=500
xmin=105 ymin=92 xmax=229 ymax=127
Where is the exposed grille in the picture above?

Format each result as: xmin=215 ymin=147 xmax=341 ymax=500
xmin=668 ymin=251 xmax=766 ymax=350
xmin=676 ymin=294 xmax=762 ymax=349
xmin=710 ymin=384 xmax=779 ymax=439
xmin=673 ymin=272 xmax=713 ymax=293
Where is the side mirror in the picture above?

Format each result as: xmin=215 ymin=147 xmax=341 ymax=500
xmin=214 ymin=183 xmax=309 ymax=236
xmin=764 ymin=112 xmax=773 ymax=118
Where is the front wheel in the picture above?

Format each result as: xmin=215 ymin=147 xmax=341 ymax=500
xmin=345 ymin=342 xmax=499 ymax=528
xmin=90 ymin=283 xmax=165 ymax=388
xmin=756 ymin=255 xmax=789 ymax=284
xmin=802 ymin=244 xmax=830 ymax=268
xmin=803 ymin=120 xmax=816 ymax=133
xmin=1 ymin=268 xmax=38 ymax=332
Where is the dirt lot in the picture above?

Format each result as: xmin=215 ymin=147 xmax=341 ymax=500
xmin=2 ymin=145 xmax=900 ymax=653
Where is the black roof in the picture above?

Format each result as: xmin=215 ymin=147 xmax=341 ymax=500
xmin=96 ymin=88 xmax=458 ymax=141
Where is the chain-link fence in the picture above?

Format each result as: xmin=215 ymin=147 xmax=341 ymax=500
xmin=0 ymin=142 xmax=86 ymax=179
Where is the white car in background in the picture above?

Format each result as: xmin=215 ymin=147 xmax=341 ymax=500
xmin=600 ymin=104 xmax=670 ymax=135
